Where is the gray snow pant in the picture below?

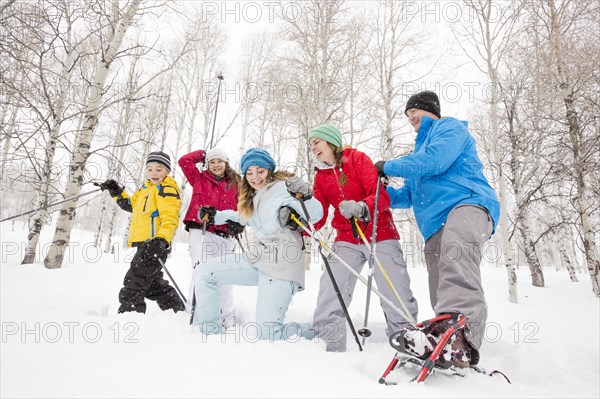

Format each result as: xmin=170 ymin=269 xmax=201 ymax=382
xmin=424 ymin=205 xmax=493 ymax=350
xmin=312 ymin=240 xmax=418 ymax=352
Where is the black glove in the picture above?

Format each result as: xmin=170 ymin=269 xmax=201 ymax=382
xmin=381 ymin=176 xmax=390 ymax=187
xmin=96 ymin=179 xmax=124 ymax=197
xmin=226 ymin=221 xmax=245 ymax=237
xmin=278 ymin=207 xmax=302 ymax=231
xmin=285 ymin=176 xmax=312 ymax=200
xmin=144 ymin=237 xmax=169 ymax=259
xmin=374 ymin=161 xmax=387 ymax=178
xmin=198 ymin=206 xmax=216 ymax=225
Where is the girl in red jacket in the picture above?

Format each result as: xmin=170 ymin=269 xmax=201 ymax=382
xmin=308 ymin=124 xmax=418 ymax=352
xmin=178 ymin=148 xmax=241 ymax=327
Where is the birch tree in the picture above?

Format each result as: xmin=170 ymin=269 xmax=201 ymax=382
xmin=0 ymin=0 xmax=91 ymax=263
xmin=237 ymin=31 xmax=278 ymax=156
xmin=530 ymin=0 xmax=600 ymax=295
xmin=277 ymin=0 xmax=351 ymax=178
xmin=368 ymin=0 xmax=426 ymax=159
xmin=453 ymin=0 xmax=524 ymax=300
xmin=44 ymin=0 xmax=145 ymax=269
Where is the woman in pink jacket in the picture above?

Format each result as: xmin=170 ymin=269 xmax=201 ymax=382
xmin=308 ymin=124 xmax=418 ymax=352
xmin=178 ymin=148 xmax=241 ymax=327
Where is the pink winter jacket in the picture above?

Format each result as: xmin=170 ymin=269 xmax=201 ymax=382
xmin=313 ymin=147 xmax=400 ymax=244
xmin=178 ymin=150 xmax=238 ymax=235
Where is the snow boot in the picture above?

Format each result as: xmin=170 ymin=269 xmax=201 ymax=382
xmin=389 ymin=313 xmax=473 ymax=368
xmin=118 ymin=302 xmax=146 ymax=314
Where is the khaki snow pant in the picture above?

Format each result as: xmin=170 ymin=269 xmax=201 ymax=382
xmin=312 ymin=239 xmax=418 ymax=352
xmin=424 ymin=205 xmax=493 ymax=350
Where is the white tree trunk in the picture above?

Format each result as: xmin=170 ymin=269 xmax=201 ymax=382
xmin=544 ymin=0 xmax=600 ymax=296
xmin=557 ymin=239 xmax=579 ymax=282
xmin=516 ymin=208 xmax=545 ymax=287
xmin=22 ymin=50 xmax=76 ymax=264
xmin=458 ymin=0 xmax=522 ymax=302
xmin=44 ymin=0 xmax=142 ymax=269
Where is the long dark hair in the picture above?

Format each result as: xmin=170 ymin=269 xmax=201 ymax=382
xmin=330 ymin=143 xmax=348 ymax=186
xmin=223 ymin=163 xmax=241 ymax=190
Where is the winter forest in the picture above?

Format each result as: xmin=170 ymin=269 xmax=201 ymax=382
xmin=1 ymin=1 xmax=599 ymax=397
xmin=1 ymin=0 xmax=598 ymax=296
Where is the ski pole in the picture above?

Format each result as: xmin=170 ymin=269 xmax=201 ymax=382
xmin=290 ymin=213 xmax=414 ymax=323
xmin=233 ymin=234 xmax=246 ymax=254
xmin=158 ymin=258 xmax=187 ymax=304
xmin=358 ymin=176 xmax=383 ymax=343
xmin=291 ymin=198 xmax=363 ymax=352
xmin=353 ymin=218 xmax=416 ymax=324
xmin=0 ymin=188 xmax=102 ymax=223
xmin=189 ymin=220 xmax=207 ymax=325
xmin=207 ymin=74 xmax=224 ymax=149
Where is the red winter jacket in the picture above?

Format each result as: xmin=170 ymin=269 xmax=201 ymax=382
xmin=178 ymin=150 xmax=238 ymax=235
xmin=313 ymin=147 xmax=400 ymax=244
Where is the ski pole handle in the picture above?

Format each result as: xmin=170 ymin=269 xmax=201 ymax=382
xmin=351 ymin=217 xmax=360 ymax=239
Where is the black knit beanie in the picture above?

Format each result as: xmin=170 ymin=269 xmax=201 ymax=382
xmin=405 ymin=91 xmax=441 ymax=118
xmin=146 ymin=151 xmax=171 ymax=171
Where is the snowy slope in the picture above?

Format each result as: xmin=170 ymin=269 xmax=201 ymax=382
xmin=1 ymin=223 xmax=598 ymax=398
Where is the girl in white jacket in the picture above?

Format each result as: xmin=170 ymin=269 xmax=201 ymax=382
xmin=192 ymin=148 xmax=323 ymax=340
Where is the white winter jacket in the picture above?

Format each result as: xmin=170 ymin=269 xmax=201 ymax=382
xmin=215 ymin=180 xmax=323 ymax=289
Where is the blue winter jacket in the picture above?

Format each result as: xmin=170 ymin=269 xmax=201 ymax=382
xmin=384 ymin=116 xmax=500 ymax=241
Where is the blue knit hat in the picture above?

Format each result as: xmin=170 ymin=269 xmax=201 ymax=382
xmin=308 ymin=124 xmax=343 ymax=148
xmin=240 ymin=148 xmax=276 ymax=175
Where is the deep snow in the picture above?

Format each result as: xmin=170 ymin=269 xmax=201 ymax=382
xmin=1 ymin=223 xmax=599 ymax=398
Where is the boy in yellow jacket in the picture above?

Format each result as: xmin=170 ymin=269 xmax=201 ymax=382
xmin=99 ymin=151 xmax=185 ymax=313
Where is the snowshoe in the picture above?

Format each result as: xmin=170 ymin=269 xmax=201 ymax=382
xmin=382 ymin=313 xmax=468 ymax=383
xmin=380 ymin=313 xmax=510 ymax=384
xmin=389 ymin=313 xmax=471 ymax=367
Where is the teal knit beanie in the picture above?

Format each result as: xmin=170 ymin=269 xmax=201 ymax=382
xmin=308 ymin=124 xmax=343 ymax=148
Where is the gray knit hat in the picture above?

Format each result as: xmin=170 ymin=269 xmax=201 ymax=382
xmin=146 ymin=151 xmax=171 ymax=171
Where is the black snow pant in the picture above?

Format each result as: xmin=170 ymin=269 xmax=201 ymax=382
xmin=118 ymin=247 xmax=185 ymax=313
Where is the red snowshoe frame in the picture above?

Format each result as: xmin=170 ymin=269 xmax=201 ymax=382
xmin=380 ymin=313 xmax=466 ymax=384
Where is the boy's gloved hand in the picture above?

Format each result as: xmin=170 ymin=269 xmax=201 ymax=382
xmin=198 ymin=206 xmax=216 ymax=225
xmin=226 ymin=221 xmax=244 ymax=237
xmin=286 ymin=176 xmax=312 ymax=200
xmin=339 ymin=200 xmax=370 ymax=222
xmin=144 ymin=237 xmax=169 ymax=259
xmin=96 ymin=179 xmax=124 ymax=197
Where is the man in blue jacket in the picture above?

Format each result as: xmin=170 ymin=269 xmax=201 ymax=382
xmin=375 ymin=90 xmax=500 ymax=368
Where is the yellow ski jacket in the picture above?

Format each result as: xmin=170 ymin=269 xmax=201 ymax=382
xmin=113 ymin=176 xmax=181 ymax=247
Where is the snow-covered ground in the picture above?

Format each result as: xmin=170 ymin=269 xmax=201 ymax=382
xmin=1 ymin=222 xmax=599 ymax=398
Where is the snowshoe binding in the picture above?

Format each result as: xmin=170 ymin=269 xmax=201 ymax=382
xmin=380 ymin=313 xmax=510 ymax=384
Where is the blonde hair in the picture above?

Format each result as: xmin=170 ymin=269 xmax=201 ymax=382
xmin=237 ymin=170 xmax=295 ymax=220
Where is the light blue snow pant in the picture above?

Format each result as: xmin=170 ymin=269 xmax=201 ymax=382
xmin=312 ymin=240 xmax=419 ymax=351
xmin=424 ymin=205 xmax=493 ymax=350
xmin=187 ymin=229 xmax=235 ymax=323
xmin=192 ymin=253 xmax=305 ymax=341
